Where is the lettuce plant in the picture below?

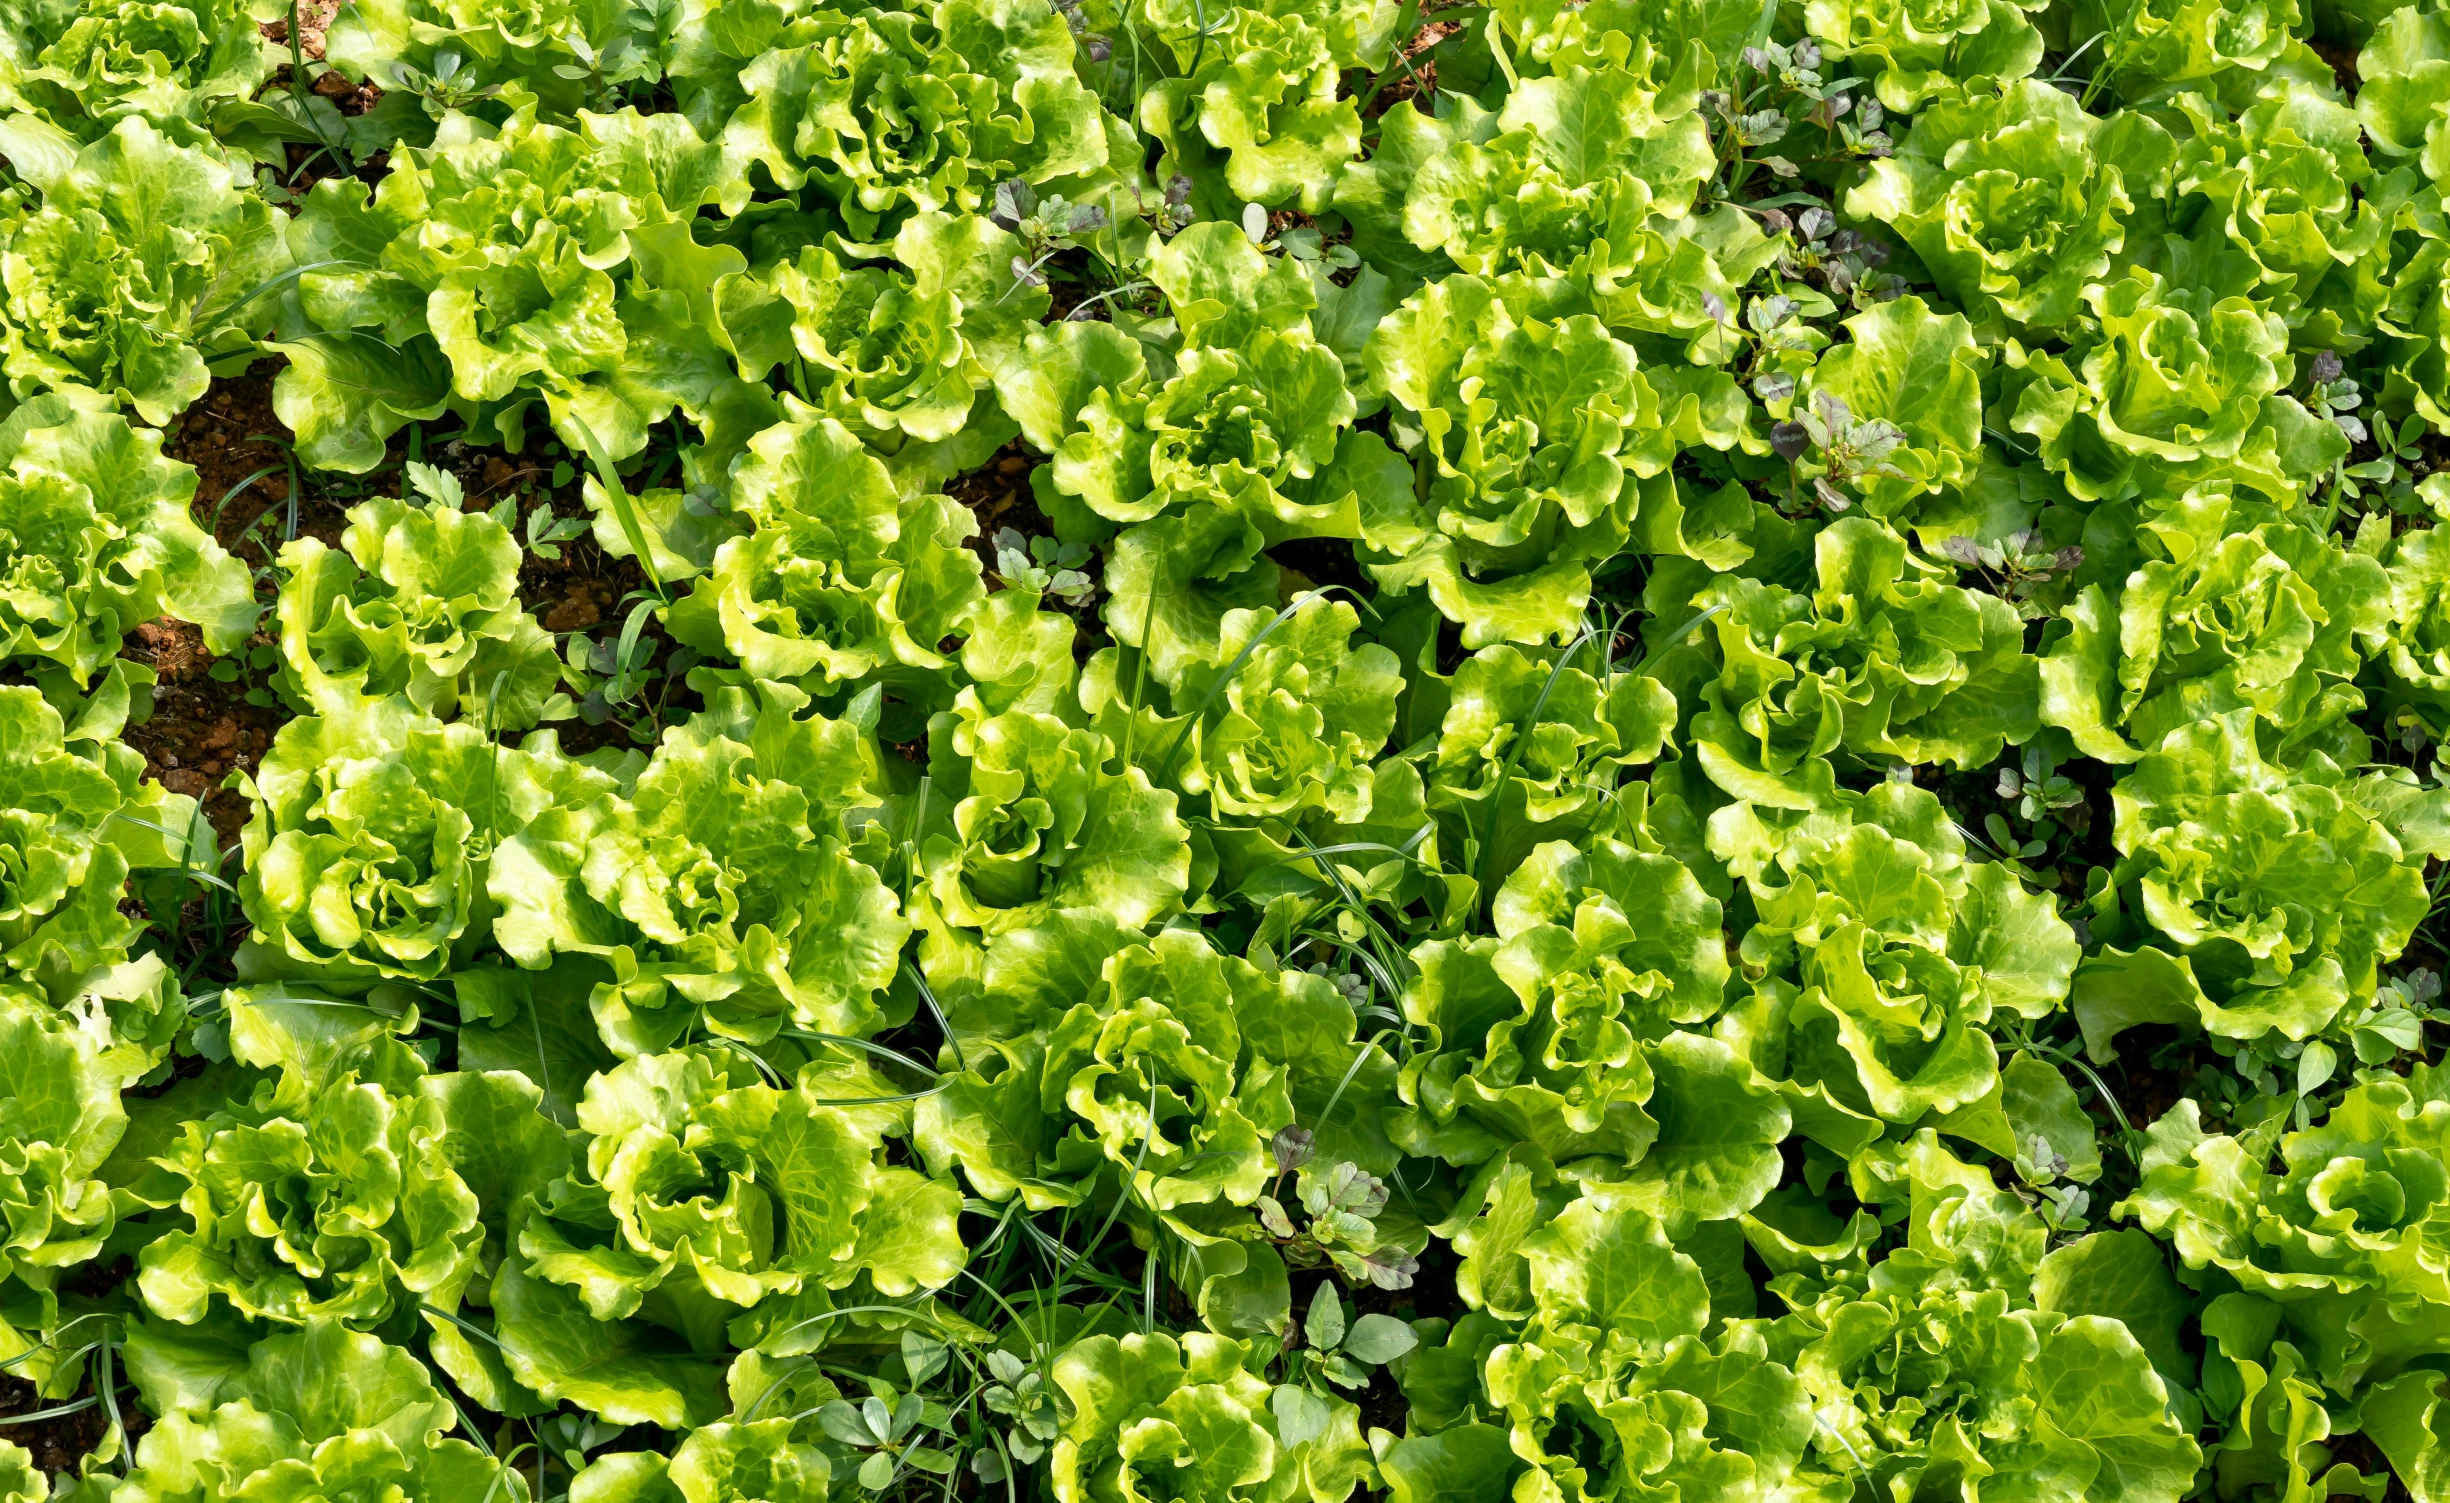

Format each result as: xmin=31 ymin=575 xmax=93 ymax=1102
xmin=1713 ymin=783 xmax=2080 ymax=1127
xmin=2379 ymin=237 xmax=2450 ymax=438
xmin=662 ymin=410 xmax=984 ymax=700
xmin=917 ymin=925 xmax=1401 ymax=1248
xmin=770 ymin=213 xmax=1041 ymax=470
xmin=0 ymin=0 xmax=275 ymax=143
xmin=1486 ymin=1320 xmax=1820 ymax=1503
xmin=1848 ymin=81 xmax=2175 ymax=334
xmin=1787 ymin=295 xmax=1988 ymax=517
xmin=237 ymin=694 xmax=622 ymax=983
xmin=1047 ymin=1331 xmax=1288 ymax=1503
xmin=0 ymin=681 xmax=197 ymax=1009
xmin=566 ymin=1419 xmax=825 ymax=1503
xmin=1037 ymin=934 xmax=1317 ymax=1228
xmin=1136 ymin=0 xmax=1362 ymax=214
xmin=2067 ymin=0 xmax=2319 ymax=104
xmin=2361 ymin=4 xmax=2450 ymax=175
xmin=273 ymin=488 xmax=570 ymax=730
xmin=712 ymin=0 xmax=1110 ymax=238
xmin=0 ymin=390 xmax=253 ymax=681
xmin=2169 ymin=83 xmax=2386 ymax=341
xmin=0 ymin=1444 xmax=32 ymax=1502
xmin=916 ymin=696 xmax=1192 ymax=938
xmin=513 ymin=1046 xmax=963 ymax=1326
xmin=1804 ymin=0 xmax=2045 ymax=109
xmin=1343 ymin=41 xmax=1716 ymax=278
xmin=0 ymin=115 xmax=290 ymax=424
xmin=2073 ymin=711 xmax=2437 ymax=1059
xmin=1395 ymin=841 xmax=1759 ymax=1183
xmin=1010 ymin=224 xmax=1374 ymax=543
xmin=1079 ymin=592 xmax=1403 ymax=832
xmin=0 ymin=986 xmax=140 ymax=1388
xmin=2384 ymin=524 xmax=2450 ymax=715
xmin=1687 ymin=517 xmax=2039 ymax=804
xmin=2120 ymin=1077 xmax=2450 ymax=1306
xmin=327 ymin=0 xmax=678 ymax=130
xmin=277 ymin=104 xmax=752 ymax=471
xmin=1150 ymin=595 xmax=1402 ymax=823
xmin=1760 ymin=1137 xmax=2203 ymax=1498
xmin=998 ymin=225 xmax=1407 ymax=688
xmin=1364 ymin=271 xmax=1671 ymax=646
xmin=2040 ymin=489 xmax=2389 ymax=764
xmin=490 ymin=682 xmax=907 ymax=1054
xmin=133 ymin=991 xmax=489 ymax=1331
xmin=116 ymin=1318 xmax=531 ymax=1501
xmin=2008 ymin=267 xmax=2347 ymax=505
xmin=1425 ymin=642 xmax=1677 ymax=886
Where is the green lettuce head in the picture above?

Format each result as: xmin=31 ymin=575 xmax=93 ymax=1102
xmin=2072 ymin=710 xmax=2433 ymax=1058
xmin=1137 ymin=0 xmax=1362 ymax=213
xmin=1785 ymin=295 xmax=1989 ymax=518
xmin=2361 ymin=10 xmax=2450 ymax=430
xmin=2378 ymin=234 xmax=2450 ymax=436
xmin=2121 ymin=1071 xmax=2450 ymax=1306
xmin=663 ymin=410 xmax=984 ymax=701
xmin=116 ymin=1318 xmax=531 ymax=1502
xmin=273 ymin=489 xmax=569 ymax=731
xmin=714 ymin=0 xmax=1108 ymax=237
xmin=2041 ymin=487 xmax=2389 ymax=764
xmin=1364 ymin=271 xmax=1670 ymax=647
xmin=2009 ymin=266 xmax=2348 ymax=505
xmin=0 ymin=985 xmax=139 ymax=1381
xmin=1847 ymin=81 xmax=2176 ymax=334
xmin=1082 ymin=593 xmax=1401 ymax=825
xmin=238 ymin=694 xmax=621 ymax=983
xmin=0 ymin=682 xmax=192 ymax=1007
xmin=0 ymin=115 xmax=289 ymax=425
xmin=1381 ymin=44 xmax=1715 ymax=277
xmin=0 ymin=389 xmax=252 ymax=682
xmin=1713 ymin=782 xmax=2079 ymax=1126
xmin=278 ymin=105 xmax=752 ymax=471
xmin=490 ymin=681 xmax=908 ymax=1055
xmin=918 ymin=697 xmax=1192 ymax=938
xmin=1008 ymin=224 xmax=1385 ymax=552
xmin=1688 ymin=517 xmax=2039 ymax=805
xmin=770 ymin=209 xmax=1044 ymax=475
xmin=566 ymin=1419 xmax=826 ymax=1503
xmin=1426 ymin=642 xmax=1676 ymax=888
xmin=1474 ymin=1198 xmax=1818 ymax=1503
xmin=135 ymin=992 xmax=488 ymax=1330
xmin=327 ymin=0 xmax=675 ymax=132
xmin=2383 ymin=524 xmax=2450 ymax=716
xmin=1764 ymin=1136 xmax=2202 ymax=1499
xmin=917 ymin=921 xmax=1402 ymax=1241
xmin=2169 ymin=83 xmax=2386 ymax=339
xmin=1806 ymin=0 xmax=2045 ymax=110
xmin=1336 ymin=30 xmax=1771 ymax=339
xmin=2359 ymin=3 xmax=2450 ymax=180
xmin=1049 ymin=1331 xmax=1284 ymax=1503
xmin=1033 ymin=932 xmax=1302 ymax=1224
xmin=1166 ymin=596 xmax=1400 ymax=823
xmin=2067 ymin=0 xmax=2318 ymax=105
xmin=1395 ymin=842 xmax=1770 ymax=1195
xmin=0 ymin=0 xmax=274 ymax=142
xmin=1486 ymin=0 xmax=1759 ymax=70
xmin=514 ymin=1046 xmax=963 ymax=1327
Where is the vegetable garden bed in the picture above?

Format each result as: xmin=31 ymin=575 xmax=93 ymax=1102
xmin=7 ymin=0 xmax=2450 ymax=1498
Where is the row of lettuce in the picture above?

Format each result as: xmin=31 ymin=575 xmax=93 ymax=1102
xmin=12 ymin=0 xmax=2450 ymax=1497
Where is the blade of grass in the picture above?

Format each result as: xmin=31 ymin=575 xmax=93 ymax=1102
xmin=563 ymin=412 xmax=668 ymax=604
